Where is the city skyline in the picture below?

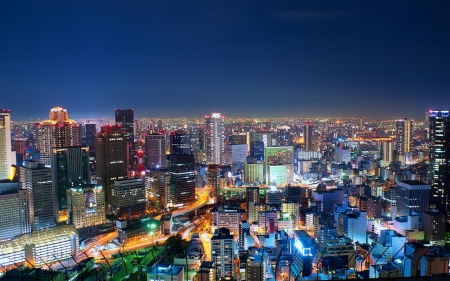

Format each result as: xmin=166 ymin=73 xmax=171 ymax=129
xmin=1 ymin=1 xmax=450 ymax=119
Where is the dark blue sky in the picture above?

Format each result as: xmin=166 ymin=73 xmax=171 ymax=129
xmin=1 ymin=1 xmax=449 ymax=119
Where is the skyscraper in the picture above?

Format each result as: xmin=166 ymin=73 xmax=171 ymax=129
xmin=395 ymin=118 xmax=413 ymax=160
xmin=428 ymin=110 xmax=450 ymax=213
xmin=145 ymin=134 xmax=167 ymax=169
xmin=96 ymin=125 xmax=128 ymax=205
xmin=205 ymin=113 xmax=224 ymax=164
xmin=167 ymin=154 xmax=195 ymax=207
xmin=111 ymin=178 xmax=146 ymax=220
xmin=303 ymin=122 xmax=314 ymax=151
xmin=84 ymin=123 xmax=96 ymax=156
xmin=51 ymin=146 xmax=90 ymax=222
xmin=37 ymin=107 xmax=81 ymax=167
xmin=20 ymin=161 xmax=54 ymax=230
xmin=67 ymin=184 xmax=106 ymax=229
xmin=0 ymin=109 xmax=13 ymax=180
xmin=115 ymin=109 xmax=134 ymax=167
xmin=170 ymin=132 xmax=191 ymax=155
xmin=211 ymin=228 xmax=234 ymax=280
xmin=276 ymin=126 xmax=293 ymax=146
xmin=0 ymin=181 xmax=31 ymax=240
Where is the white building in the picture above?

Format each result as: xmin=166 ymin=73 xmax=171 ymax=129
xmin=335 ymin=146 xmax=351 ymax=164
xmin=67 ymin=184 xmax=106 ymax=229
xmin=205 ymin=113 xmax=224 ymax=165
xmin=0 ymin=110 xmax=14 ymax=180
xmin=0 ymin=181 xmax=31 ymax=240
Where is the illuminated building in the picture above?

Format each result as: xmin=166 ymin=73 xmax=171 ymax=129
xmin=148 ymin=169 xmax=171 ymax=210
xmin=428 ymin=110 xmax=450 ymax=213
xmin=95 ymin=125 xmax=127 ymax=205
xmin=250 ymin=141 xmax=264 ymax=161
xmin=0 ymin=225 xmax=78 ymax=266
xmin=246 ymin=186 xmax=260 ymax=222
xmin=51 ymin=146 xmax=90 ymax=222
xmin=264 ymin=146 xmax=294 ymax=185
xmin=20 ymin=161 xmax=54 ymax=230
xmin=0 ymin=181 xmax=31 ymax=240
xmin=315 ymin=236 xmax=355 ymax=271
xmin=422 ymin=210 xmax=445 ymax=245
xmin=170 ymin=132 xmax=191 ymax=155
xmin=251 ymin=132 xmax=276 ymax=149
xmin=258 ymin=211 xmax=277 ymax=233
xmin=276 ymin=126 xmax=293 ymax=146
xmin=337 ymin=210 xmax=367 ymax=244
xmin=290 ymin=230 xmax=313 ymax=278
xmin=210 ymin=205 xmax=245 ymax=234
xmin=334 ymin=146 xmax=351 ymax=164
xmin=224 ymin=144 xmax=247 ymax=173
xmin=244 ymin=162 xmax=263 ymax=183
xmin=303 ymin=122 xmax=314 ymax=151
xmin=197 ymin=261 xmax=216 ymax=281
xmin=239 ymin=220 xmax=251 ymax=250
xmin=37 ymin=107 xmax=81 ymax=167
xmin=147 ymin=264 xmax=184 ymax=281
xmin=246 ymin=253 xmax=267 ymax=281
xmin=211 ymin=228 xmax=234 ymax=280
xmin=396 ymin=180 xmax=430 ymax=216
xmin=380 ymin=140 xmax=394 ymax=164
xmin=111 ymin=178 xmax=146 ymax=220
xmin=395 ymin=118 xmax=413 ymax=161
xmin=167 ymin=154 xmax=195 ymax=207
xmin=281 ymin=202 xmax=300 ymax=228
xmin=115 ymin=109 xmax=134 ymax=167
xmin=205 ymin=113 xmax=224 ymax=165
xmin=67 ymin=184 xmax=106 ymax=229
xmin=0 ymin=109 xmax=14 ymax=180
xmin=145 ymin=134 xmax=167 ymax=169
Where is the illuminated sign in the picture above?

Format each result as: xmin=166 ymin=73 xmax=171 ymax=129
xmin=294 ymin=239 xmax=312 ymax=256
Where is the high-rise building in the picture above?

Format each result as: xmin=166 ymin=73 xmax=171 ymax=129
xmin=0 ymin=181 xmax=31 ymax=240
xmin=395 ymin=118 xmax=413 ymax=159
xmin=111 ymin=178 xmax=146 ymax=220
xmin=422 ymin=210 xmax=445 ymax=245
xmin=276 ymin=126 xmax=293 ymax=146
xmin=115 ymin=109 xmax=134 ymax=137
xmin=20 ymin=161 xmax=54 ymax=230
xmin=246 ymin=253 xmax=267 ymax=281
xmin=115 ymin=109 xmax=134 ymax=167
xmin=96 ymin=125 xmax=128 ymax=205
xmin=264 ymin=146 xmax=294 ymax=185
xmin=167 ymin=154 xmax=195 ymax=207
xmin=0 ymin=109 xmax=14 ymax=180
xmin=84 ymin=123 xmax=96 ymax=156
xmin=211 ymin=228 xmax=234 ymax=280
xmin=334 ymin=146 xmax=351 ymax=164
xmin=303 ymin=122 xmax=314 ymax=151
xmin=380 ymin=140 xmax=394 ymax=164
xmin=148 ymin=169 xmax=171 ymax=211
xmin=37 ymin=107 xmax=81 ymax=167
xmin=397 ymin=180 xmax=430 ymax=216
xmin=428 ymin=110 xmax=450 ymax=213
xmin=145 ymin=134 xmax=167 ymax=169
xmin=170 ymin=132 xmax=191 ymax=155
xmin=205 ymin=113 xmax=224 ymax=165
xmin=51 ymin=146 xmax=90 ymax=222
xmin=67 ymin=184 xmax=106 ymax=229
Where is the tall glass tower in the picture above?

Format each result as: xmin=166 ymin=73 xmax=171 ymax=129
xmin=428 ymin=110 xmax=450 ymax=213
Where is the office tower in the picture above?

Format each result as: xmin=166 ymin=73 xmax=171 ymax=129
xmin=334 ymin=146 xmax=351 ymax=164
xmin=244 ymin=162 xmax=263 ymax=183
xmin=246 ymin=186 xmax=260 ymax=222
xmin=239 ymin=220 xmax=251 ymax=250
xmin=396 ymin=180 xmax=430 ymax=216
xmin=51 ymin=146 xmax=90 ymax=222
xmin=149 ymin=169 xmax=171 ymax=211
xmin=157 ymin=119 xmax=163 ymax=131
xmin=115 ymin=109 xmax=134 ymax=137
xmin=380 ymin=140 xmax=394 ymax=164
xmin=224 ymin=144 xmax=247 ymax=172
xmin=111 ymin=178 xmax=146 ymax=220
xmin=37 ymin=107 xmax=81 ymax=167
xmin=264 ymin=146 xmax=294 ymax=185
xmin=422 ymin=210 xmax=445 ymax=245
xmin=231 ymin=131 xmax=249 ymax=151
xmin=67 ymin=184 xmax=106 ymax=229
xmin=428 ymin=110 xmax=450 ymax=213
xmin=115 ymin=109 xmax=134 ymax=167
xmin=205 ymin=113 xmax=224 ymax=165
xmin=84 ymin=123 xmax=96 ymax=156
xmin=145 ymin=134 xmax=167 ymax=169
xmin=303 ymin=122 xmax=314 ymax=151
xmin=0 ymin=110 xmax=14 ymax=180
xmin=250 ymin=141 xmax=264 ymax=161
xmin=276 ymin=126 xmax=293 ymax=146
xmin=96 ymin=125 xmax=128 ymax=205
xmin=207 ymin=164 xmax=220 ymax=202
xmin=246 ymin=253 xmax=267 ymax=281
xmin=290 ymin=230 xmax=314 ymax=278
xmin=170 ymin=132 xmax=191 ymax=155
xmin=167 ymin=154 xmax=195 ymax=206
xmin=0 ymin=181 xmax=31 ymax=240
xmin=250 ymin=132 xmax=277 ymax=148
xmin=395 ymin=118 xmax=413 ymax=159
xmin=211 ymin=228 xmax=234 ymax=280
xmin=20 ymin=161 xmax=54 ymax=230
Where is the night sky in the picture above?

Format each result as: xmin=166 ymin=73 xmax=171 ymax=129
xmin=1 ymin=1 xmax=449 ymax=119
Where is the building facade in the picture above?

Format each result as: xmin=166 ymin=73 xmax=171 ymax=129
xmin=67 ymin=184 xmax=106 ymax=229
